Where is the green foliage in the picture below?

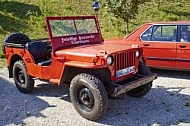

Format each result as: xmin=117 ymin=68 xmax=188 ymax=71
xmin=0 ymin=58 xmax=5 ymax=68
xmin=105 ymin=0 xmax=146 ymax=34
xmin=0 ymin=0 xmax=190 ymax=63
xmin=105 ymin=0 xmax=139 ymax=21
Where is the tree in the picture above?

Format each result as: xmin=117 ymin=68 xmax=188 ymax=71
xmin=105 ymin=0 xmax=146 ymax=35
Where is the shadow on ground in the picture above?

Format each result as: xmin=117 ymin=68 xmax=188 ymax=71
xmin=0 ymin=68 xmax=190 ymax=125
xmin=0 ymin=78 xmax=49 ymax=125
xmin=98 ymin=86 xmax=190 ymax=126
xmin=34 ymin=83 xmax=70 ymax=102
xmin=151 ymin=68 xmax=190 ymax=79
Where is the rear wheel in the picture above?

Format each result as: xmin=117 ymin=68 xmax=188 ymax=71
xmin=70 ymin=73 xmax=108 ymax=120
xmin=13 ymin=60 xmax=34 ymax=93
xmin=127 ymin=60 xmax=152 ymax=97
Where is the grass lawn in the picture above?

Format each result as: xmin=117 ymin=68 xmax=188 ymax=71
xmin=0 ymin=0 xmax=190 ymax=68
xmin=0 ymin=58 xmax=6 ymax=68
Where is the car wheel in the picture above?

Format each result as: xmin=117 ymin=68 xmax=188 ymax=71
xmin=127 ymin=60 xmax=152 ymax=98
xmin=70 ymin=73 xmax=108 ymax=120
xmin=13 ymin=60 xmax=34 ymax=93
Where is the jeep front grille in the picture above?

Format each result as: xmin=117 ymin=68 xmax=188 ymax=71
xmin=113 ymin=50 xmax=136 ymax=72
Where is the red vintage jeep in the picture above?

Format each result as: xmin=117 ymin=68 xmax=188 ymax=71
xmin=2 ymin=16 xmax=157 ymax=120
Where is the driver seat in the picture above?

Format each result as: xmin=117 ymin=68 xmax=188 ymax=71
xmin=26 ymin=41 xmax=52 ymax=66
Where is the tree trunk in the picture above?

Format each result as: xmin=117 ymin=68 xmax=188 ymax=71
xmin=126 ymin=19 xmax=129 ymax=35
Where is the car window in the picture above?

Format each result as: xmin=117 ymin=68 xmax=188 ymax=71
xmin=141 ymin=25 xmax=177 ymax=42
xmin=75 ymin=19 xmax=98 ymax=34
xmin=140 ymin=26 xmax=153 ymax=41
xmin=49 ymin=20 xmax=76 ymax=37
xmin=180 ymin=25 xmax=190 ymax=42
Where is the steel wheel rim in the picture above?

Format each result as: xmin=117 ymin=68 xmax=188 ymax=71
xmin=15 ymin=67 xmax=25 ymax=85
xmin=76 ymin=85 xmax=94 ymax=111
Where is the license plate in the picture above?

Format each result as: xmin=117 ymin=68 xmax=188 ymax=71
xmin=116 ymin=66 xmax=135 ymax=78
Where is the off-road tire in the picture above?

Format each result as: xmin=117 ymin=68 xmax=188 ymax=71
xmin=70 ymin=73 xmax=108 ymax=120
xmin=13 ymin=60 xmax=34 ymax=93
xmin=4 ymin=32 xmax=30 ymax=44
xmin=127 ymin=60 xmax=152 ymax=98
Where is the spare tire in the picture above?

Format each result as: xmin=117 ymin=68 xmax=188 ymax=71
xmin=4 ymin=32 xmax=30 ymax=44
xmin=2 ymin=33 xmax=30 ymax=55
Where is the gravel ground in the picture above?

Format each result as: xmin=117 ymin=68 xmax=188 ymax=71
xmin=0 ymin=67 xmax=190 ymax=126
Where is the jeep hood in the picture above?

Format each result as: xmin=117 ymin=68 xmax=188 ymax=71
xmin=55 ymin=40 xmax=138 ymax=62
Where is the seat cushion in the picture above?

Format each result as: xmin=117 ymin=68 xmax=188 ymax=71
xmin=26 ymin=41 xmax=48 ymax=61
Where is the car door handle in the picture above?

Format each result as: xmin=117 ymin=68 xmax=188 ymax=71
xmin=143 ymin=44 xmax=150 ymax=46
xmin=179 ymin=45 xmax=187 ymax=48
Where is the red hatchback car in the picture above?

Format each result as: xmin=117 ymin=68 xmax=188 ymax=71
xmin=125 ymin=22 xmax=190 ymax=71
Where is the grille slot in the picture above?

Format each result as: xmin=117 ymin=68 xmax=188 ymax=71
xmin=113 ymin=50 xmax=136 ymax=74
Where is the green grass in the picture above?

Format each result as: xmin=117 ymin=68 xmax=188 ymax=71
xmin=1 ymin=0 xmax=190 ymax=67
xmin=0 ymin=58 xmax=5 ymax=68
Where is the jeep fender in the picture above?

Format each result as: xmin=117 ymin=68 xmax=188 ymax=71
xmin=59 ymin=61 xmax=113 ymax=90
xmin=7 ymin=54 xmax=23 ymax=78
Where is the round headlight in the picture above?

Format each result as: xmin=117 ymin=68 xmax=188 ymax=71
xmin=107 ymin=56 xmax=113 ymax=65
xmin=135 ymin=50 xmax=140 ymax=57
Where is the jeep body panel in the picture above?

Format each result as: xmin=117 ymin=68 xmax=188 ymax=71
xmin=54 ymin=44 xmax=138 ymax=64
xmin=3 ymin=15 xmax=156 ymax=91
xmin=3 ymin=15 xmax=157 ymax=120
xmin=5 ymin=45 xmax=57 ymax=80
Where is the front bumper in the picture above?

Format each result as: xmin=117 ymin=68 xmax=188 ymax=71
xmin=112 ymin=73 xmax=157 ymax=97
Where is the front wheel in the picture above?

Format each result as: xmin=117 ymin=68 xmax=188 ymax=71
xmin=13 ymin=60 xmax=34 ymax=93
xmin=70 ymin=73 xmax=108 ymax=120
xmin=127 ymin=60 xmax=152 ymax=98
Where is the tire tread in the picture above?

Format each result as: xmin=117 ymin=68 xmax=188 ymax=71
xmin=70 ymin=73 xmax=108 ymax=120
